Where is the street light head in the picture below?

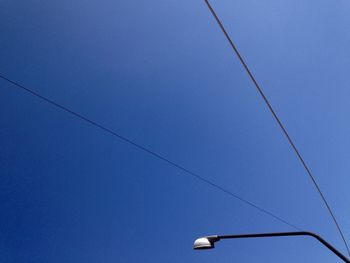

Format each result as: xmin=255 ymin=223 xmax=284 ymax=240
xmin=193 ymin=236 xmax=220 ymax=250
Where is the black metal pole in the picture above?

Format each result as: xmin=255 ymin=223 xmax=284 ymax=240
xmin=218 ymin=231 xmax=350 ymax=263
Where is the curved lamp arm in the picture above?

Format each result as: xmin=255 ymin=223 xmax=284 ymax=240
xmin=194 ymin=231 xmax=350 ymax=263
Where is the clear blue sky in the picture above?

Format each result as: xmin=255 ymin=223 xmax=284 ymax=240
xmin=1 ymin=0 xmax=350 ymax=262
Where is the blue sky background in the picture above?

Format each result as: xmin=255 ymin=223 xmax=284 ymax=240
xmin=1 ymin=0 xmax=350 ymax=262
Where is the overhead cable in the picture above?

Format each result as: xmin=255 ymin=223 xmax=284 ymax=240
xmin=0 ymin=73 xmax=300 ymax=230
xmin=203 ymin=0 xmax=350 ymax=256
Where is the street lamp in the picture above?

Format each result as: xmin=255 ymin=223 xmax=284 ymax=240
xmin=193 ymin=231 xmax=350 ymax=263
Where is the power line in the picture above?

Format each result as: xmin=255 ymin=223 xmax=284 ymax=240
xmin=0 ymin=73 xmax=300 ymax=231
xmin=203 ymin=0 xmax=350 ymax=256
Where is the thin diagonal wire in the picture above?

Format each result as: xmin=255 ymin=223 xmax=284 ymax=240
xmin=203 ymin=0 xmax=350 ymax=256
xmin=0 ymin=73 xmax=300 ymax=231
